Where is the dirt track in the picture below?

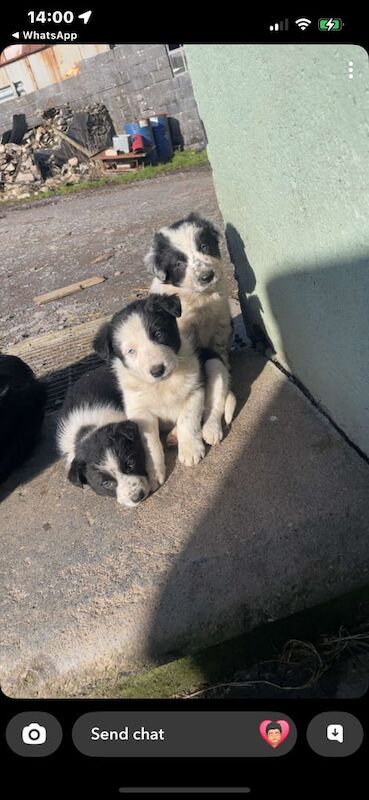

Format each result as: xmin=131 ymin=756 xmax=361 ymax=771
xmin=1 ymin=167 xmax=235 ymax=349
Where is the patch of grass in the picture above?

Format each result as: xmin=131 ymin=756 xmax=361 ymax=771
xmin=1 ymin=149 xmax=209 ymax=205
xmin=70 ymin=584 xmax=369 ymax=699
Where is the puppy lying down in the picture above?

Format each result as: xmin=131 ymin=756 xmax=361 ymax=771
xmin=57 ymin=364 xmax=150 ymax=507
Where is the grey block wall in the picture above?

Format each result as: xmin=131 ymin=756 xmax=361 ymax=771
xmin=0 ymin=45 xmax=205 ymax=149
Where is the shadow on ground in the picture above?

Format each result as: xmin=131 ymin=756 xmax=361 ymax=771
xmin=144 ymin=246 xmax=369 ymax=699
xmin=2 ymin=227 xmax=369 ymax=701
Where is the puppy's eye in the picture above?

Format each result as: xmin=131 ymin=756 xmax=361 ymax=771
xmin=200 ymin=243 xmax=209 ymax=254
xmin=102 ymin=479 xmax=114 ymax=489
xmin=154 ymin=330 xmax=162 ymax=340
xmin=126 ymin=459 xmax=136 ymax=472
xmin=176 ymin=260 xmax=183 ymax=269
xmin=126 ymin=347 xmax=136 ymax=355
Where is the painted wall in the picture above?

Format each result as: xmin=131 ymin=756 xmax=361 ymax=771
xmin=186 ymin=44 xmax=369 ymax=456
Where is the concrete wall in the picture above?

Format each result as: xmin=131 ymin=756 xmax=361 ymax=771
xmin=186 ymin=44 xmax=369 ymax=456
xmin=0 ymin=44 xmax=205 ymax=149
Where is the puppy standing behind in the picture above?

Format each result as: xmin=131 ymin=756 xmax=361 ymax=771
xmin=93 ymin=293 xmax=206 ymax=491
xmin=145 ymin=212 xmax=236 ymax=446
xmin=57 ymin=365 xmax=150 ymax=507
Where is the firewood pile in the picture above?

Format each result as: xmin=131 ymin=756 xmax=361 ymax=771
xmin=0 ymin=103 xmax=115 ymax=201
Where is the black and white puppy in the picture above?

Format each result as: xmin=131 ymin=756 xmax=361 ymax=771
xmin=145 ymin=212 xmax=236 ymax=446
xmin=0 ymin=354 xmax=46 ymax=484
xmin=57 ymin=365 xmax=150 ymax=507
xmin=93 ymin=294 xmax=205 ymax=491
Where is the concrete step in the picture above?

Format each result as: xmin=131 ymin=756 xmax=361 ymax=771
xmin=1 ymin=348 xmax=369 ymax=697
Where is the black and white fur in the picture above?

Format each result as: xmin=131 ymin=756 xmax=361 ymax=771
xmin=145 ymin=212 xmax=236 ymax=446
xmin=0 ymin=354 xmax=46 ymax=484
xmin=57 ymin=365 xmax=150 ymax=507
xmin=93 ymin=294 xmax=206 ymax=491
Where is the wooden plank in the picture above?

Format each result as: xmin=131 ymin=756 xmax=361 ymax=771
xmin=100 ymin=155 xmax=145 ymax=163
xmin=54 ymin=128 xmax=92 ymax=159
xmin=33 ymin=276 xmax=106 ymax=305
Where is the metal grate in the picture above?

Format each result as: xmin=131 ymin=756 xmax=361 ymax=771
xmin=4 ymin=315 xmax=110 ymax=413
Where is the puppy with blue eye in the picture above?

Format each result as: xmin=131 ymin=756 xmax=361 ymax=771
xmin=57 ymin=365 xmax=150 ymax=507
xmin=145 ymin=212 xmax=236 ymax=447
xmin=93 ymin=293 xmax=206 ymax=491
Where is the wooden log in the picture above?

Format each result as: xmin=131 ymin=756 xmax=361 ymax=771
xmin=33 ymin=275 xmax=106 ymax=305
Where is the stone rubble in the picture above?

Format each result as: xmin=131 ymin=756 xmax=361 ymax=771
xmin=0 ymin=103 xmax=113 ymax=201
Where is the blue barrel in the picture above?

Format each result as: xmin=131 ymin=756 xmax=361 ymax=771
xmin=149 ymin=114 xmax=173 ymax=162
xmin=124 ymin=119 xmax=158 ymax=165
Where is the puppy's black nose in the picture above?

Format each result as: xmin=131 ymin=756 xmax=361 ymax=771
xmin=200 ymin=270 xmax=215 ymax=283
xmin=150 ymin=363 xmax=165 ymax=378
xmin=132 ymin=489 xmax=145 ymax=503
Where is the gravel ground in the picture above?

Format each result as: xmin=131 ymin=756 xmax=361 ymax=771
xmin=1 ymin=167 xmax=236 ymax=349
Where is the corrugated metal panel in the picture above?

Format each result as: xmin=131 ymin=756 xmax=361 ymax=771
xmin=3 ymin=58 xmax=37 ymax=93
xmin=27 ymin=47 xmax=62 ymax=88
xmin=49 ymin=44 xmax=82 ymax=80
xmin=0 ymin=67 xmax=12 ymax=90
xmin=51 ymin=45 xmax=109 ymax=79
xmin=0 ymin=44 xmax=110 ymax=94
xmin=0 ymin=44 xmax=48 ymax=65
xmin=79 ymin=44 xmax=110 ymax=59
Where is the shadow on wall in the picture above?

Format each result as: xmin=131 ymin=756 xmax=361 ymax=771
xmin=226 ymin=222 xmax=369 ymax=457
xmin=225 ymin=223 xmax=275 ymax=353
xmin=265 ymin=256 xmax=369 ymax=410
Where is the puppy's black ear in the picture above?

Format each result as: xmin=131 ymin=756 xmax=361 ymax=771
xmin=93 ymin=322 xmax=113 ymax=362
xmin=67 ymin=459 xmax=86 ymax=487
xmin=187 ymin=213 xmax=221 ymax=241
xmin=206 ymin=219 xmax=221 ymax=243
xmin=155 ymin=293 xmax=182 ymax=318
xmin=144 ymin=234 xmax=167 ymax=282
xmin=116 ymin=420 xmax=139 ymax=442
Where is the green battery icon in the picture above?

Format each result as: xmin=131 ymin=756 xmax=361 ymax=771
xmin=318 ymin=17 xmax=343 ymax=31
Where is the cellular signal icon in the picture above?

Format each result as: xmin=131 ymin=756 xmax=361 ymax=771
xmin=269 ymin=19 xmax=289 ymax=32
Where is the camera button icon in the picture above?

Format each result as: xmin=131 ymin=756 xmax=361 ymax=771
xmin=6 ymin=713 xmax=62 ymax=757
xmin=22 ymin=722 xmax=47 ymax=745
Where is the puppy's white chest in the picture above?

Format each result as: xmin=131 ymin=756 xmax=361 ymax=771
xmin=122 ymin=365 xmax=199 ymax=425
xmin=180 ymin=293 xmax=231 ymax=351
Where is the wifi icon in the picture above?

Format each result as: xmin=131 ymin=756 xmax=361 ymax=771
xmin=295 ymin=17 xmax=312 ymax=30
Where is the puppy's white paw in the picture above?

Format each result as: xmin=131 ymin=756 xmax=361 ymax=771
xmin=148 ymin=466 xmax=166 ymax=492
xmin=202 ymin=417 xmax=223 ymax=446
xmin=178 ymin=436 xmax=206 ymax=466
xmin=224 ymin=391 xmax=237 ymax=425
